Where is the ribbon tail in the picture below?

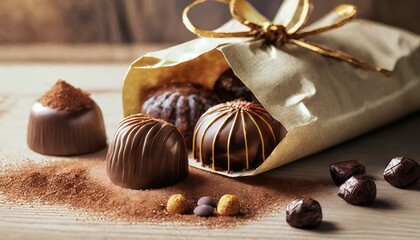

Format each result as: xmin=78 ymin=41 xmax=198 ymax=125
xmin=289 ymin=39 xmax=392 ymax=75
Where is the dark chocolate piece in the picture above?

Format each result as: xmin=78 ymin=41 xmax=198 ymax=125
xmin=141 ymin=82 xmax=220 ymax=148
xmin=193 ymin=100 xmax=286 ymax=172
xmin=338 ymin=175 xmax=376 ymax=205
xmin=27 ymin=103 xmax=107 ymax=156
xmin=383 ymin=157 xmax=420 ymax=188
xmin=197 ymin=196 xmax=217 ymax=208
xmin=330 ymin=160 xmax=366 ymax=186
xmin=213 ymin=69 xmax=257 ymax=102
xmin=106 ymin=114 xmax=188 ymax=190
xmin=193 ymin=205 xmax=214 ymax=217
xmin=286 ymin=197 xmax=322 ymax=229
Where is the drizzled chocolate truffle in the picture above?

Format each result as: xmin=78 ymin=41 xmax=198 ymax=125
xmin=27 ymin=80 xmax=107 ymax=156
xmin=106 ymin=114 xmax=188 ymax=190
xmin=141 ymin=82 xmax=220 ymax=147
xmin=213 ymin=69 xmax=257 ymax=102
xmin=193 ymin=100 xmax=285 ymax=172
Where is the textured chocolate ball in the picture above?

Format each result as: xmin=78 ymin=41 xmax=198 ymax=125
xmin=193 ymin=100 xmax=285 ymax=172
xmin=383 ymin=157 xmax=420 ymax=188
xmin=286 ymin=197 xmax=323 ymax=229
xmin=338 ymin=175 xmax=376 ymax=205
xmin=142 ymin=82 xmax=220 ymax=148
xmin=106 ymin=114 xmax=189 ymax=190
xmin=213 ymin=69 xmax=257 ymax=102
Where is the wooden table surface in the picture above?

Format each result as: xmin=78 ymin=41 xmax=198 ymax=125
xmin=0 ymin=45 xmax=419 ymax=239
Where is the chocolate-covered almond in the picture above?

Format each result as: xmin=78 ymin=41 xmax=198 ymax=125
xmin=193 ymin=100 xmax=286 ymax=172
xmin=106 ymin=114 xmax=188 ymax=190
xmin=27 ymin=80 xmax=106 ymax=156
xmin=197 ymin=196 xmax=217 ymax=208
xmin=194 ymin=205 xmax=214 ymax=217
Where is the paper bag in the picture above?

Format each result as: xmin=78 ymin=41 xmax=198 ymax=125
xmin=122 ymin=1 xmax=420 ymax=177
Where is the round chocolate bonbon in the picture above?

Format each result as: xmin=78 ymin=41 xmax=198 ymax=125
xmin=338 ymin=175 xmax=376 ymax=205
xmin=286 ymin=197 xmax=323 ymax=229
xmin=383 ymin=157 xmax=420 ymax=188
xmin=27 ymin=81 xmax=107 ymax=156
xmin=330 ymin=160 xmax=366 ymax=186
xmin=106 ymin=114 xmax=188 ymax=190
xmin=193 ymin=100 xmax=285 ymax=172
xmin=141 ymin=82 xmax=220 ymax=147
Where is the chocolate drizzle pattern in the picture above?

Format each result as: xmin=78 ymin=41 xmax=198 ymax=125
xmin=192 ymin=101 xmax=285 ymax=172
xmin=106 ymin=114 xmax=188 ymax=190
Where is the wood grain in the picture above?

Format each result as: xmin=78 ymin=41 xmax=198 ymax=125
xmin=0 ymin=53 xmax=419 ymax=239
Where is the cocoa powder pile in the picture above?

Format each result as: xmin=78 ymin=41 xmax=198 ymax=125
xmin=38 ymin=80 xmax=94 ymax=111
xmin=0 ymin=160 xmax=327 ymax=228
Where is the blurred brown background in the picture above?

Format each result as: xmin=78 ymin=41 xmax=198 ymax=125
xmin=0 ymin=0 xmax=419 ymax=44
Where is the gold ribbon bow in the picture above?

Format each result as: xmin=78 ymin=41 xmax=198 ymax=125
xmin=183 ymin=0 xmax=391 ymax=75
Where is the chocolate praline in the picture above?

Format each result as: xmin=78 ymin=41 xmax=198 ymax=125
xmin=141 ymin=82 xmax=220 ymax=148
xmin=106 ymin=114 xmax=188 ymax=190
xmin=338 ymin=175 xmax=376 ymax=205
xmin=193 ymin=100 xmax=286 ymax=172
xmin=286 ymin=197 xmax=323 ymax=229
xmin=330 ymin=160 xmax=366 ymax=186
xmin=383 ymin=157 xmax=420 ymax=188
xmin=27 ymin=81 xmax=106 ymax=156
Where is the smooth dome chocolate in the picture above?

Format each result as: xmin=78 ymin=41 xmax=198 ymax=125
xmin=141 ymin=82 xmax=220 ymax=148
xmin=213 ymin=69 xmax=257 ymax=102
xmin=27 ymin=81 xmax=107 ymax=156
xmin=192 ymin=100 xmax=285 ymax=172
xmin=106 ymin=114 xmax=188 ymax=190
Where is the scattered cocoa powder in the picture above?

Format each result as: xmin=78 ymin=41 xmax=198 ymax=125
xmin=0 ymin=160 xmax=328 ymax=228
xmin=38 ymin=80 xmax=94 ymax=111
